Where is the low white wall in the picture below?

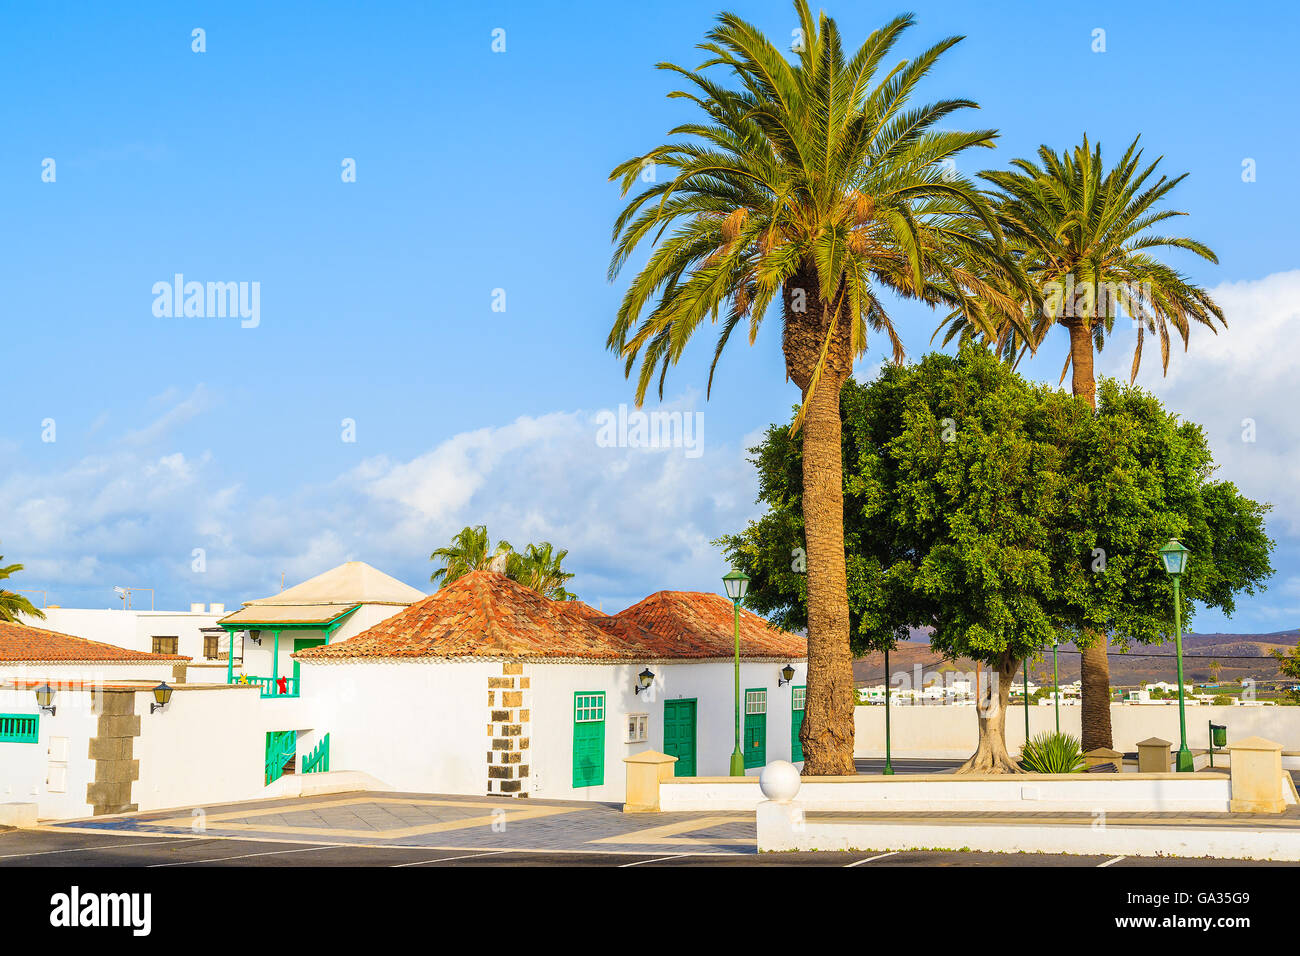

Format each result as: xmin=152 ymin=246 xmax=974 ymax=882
xmin=661 ymin=772 xmax=1252 ymax=813
xmin=854 ymin=703 xmax=1300 ymax=759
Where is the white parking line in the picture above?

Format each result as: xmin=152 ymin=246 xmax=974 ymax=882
xmin=1097 ymin=856 xmax=1126 ymax=868
xmin=148 ymin=844 xmax=346 ymax=867
xmin=845 ymin=851 xmax=899 ymax=867
xmin=0 ymin=838 xmax=196 ymax=860
xmin=618 ymin=853 xmax=693 ymax=867
xmin=391 ymin=849 xmax=509 ymax=867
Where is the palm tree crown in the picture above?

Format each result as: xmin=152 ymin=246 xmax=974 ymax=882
xmin=608 ymin=2 xmax=1022 ymax=425
xmin=940 ymin=135 xmax=1224 ymax=391
xmin=430 ymin=525 xmax=514 ymax=587
xmin=0 ymin=548 xmax=45 ymax=623
xmin=508 ymin=542 xmax=577 ymax=601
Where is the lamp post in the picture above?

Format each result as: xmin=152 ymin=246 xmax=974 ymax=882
xmin=1052 ymin=636 xmax=1060 ymax=734
xmin=722 ymin=570 xmax=750 ymax=776
xmin=883 ymin=645 xmax=894 ymax=775
xmin=1159 ymin=537 xmax=1194 ymax=773
xmin=1023 ymin=658 xmax=1030 ymax=745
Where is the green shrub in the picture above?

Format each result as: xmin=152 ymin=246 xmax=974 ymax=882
xmin=1020 ymin=732 xmax=1085 ymax=773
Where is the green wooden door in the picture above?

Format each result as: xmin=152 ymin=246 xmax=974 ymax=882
xmin=791 ymin=685 xmax=806 ymax=762
xmin=293 ymin=637 xmax=326 ymax=687
xmin=572 ymin=692 xmax=606 ymax=788
xmin=743 ymin=688 xmax=767 ymax=768
xmin=663 ymin=699 xmax=697 ymax=777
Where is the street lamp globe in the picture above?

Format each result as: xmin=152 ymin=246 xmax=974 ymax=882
xmin=1158 ymin=538 xmax=1190 ymax=576
xmin=722 ymin=570 xmax=750 ymax=602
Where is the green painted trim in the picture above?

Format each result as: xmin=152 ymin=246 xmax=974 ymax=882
xmin=219 ymin=606 xmax=361 ymax=631
xmin=791 ymin=684 xmax=806 ymax=762
xmin=662 ymin=698 xmax=697 ymax=777
xmin=572 ymin=691 xmax=606 ymax=788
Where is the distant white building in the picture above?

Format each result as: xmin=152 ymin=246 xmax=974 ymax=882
xmin=25 ymin=605 xmax=227 ymax=682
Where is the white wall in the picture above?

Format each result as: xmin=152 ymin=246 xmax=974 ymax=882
xmin=236 ymin=603 xmax=411 ymax=684
xmin=0 ymin=685 xmax=98 ymax=819
xmin=34 ymin=608 xmax=223 ymax=664
xmin=300 ymin=659 xmax=494 ymax=795
xmin=0 ymin=662 xmax=179 ymax=685
xmin=854 ymin=702 xmax=1300 ymax=759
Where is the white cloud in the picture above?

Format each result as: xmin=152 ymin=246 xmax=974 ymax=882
xmin=1095 ymin=269 xmax=1300 ymax=533
xmin=0 ymin=396 xmax=757 ymax=614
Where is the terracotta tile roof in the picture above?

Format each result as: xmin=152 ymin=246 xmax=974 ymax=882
xmin=295 ymin=571 xmax=805 ymax=663
xmin=0 ymin=620 xmax=191 ymax=662
xmin=296 ymin=572 xmax=637 ymax=661
xmin=604 ymin=590 xmax=806 ymax=660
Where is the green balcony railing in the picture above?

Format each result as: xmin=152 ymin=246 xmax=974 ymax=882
xmin=232 ymin=675 xmax=299 ymax=698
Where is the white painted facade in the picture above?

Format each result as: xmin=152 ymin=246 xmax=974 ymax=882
xmin=234 ymin=603 xmax=411 ymax=687
xmin=28 ymin=607 xmax=227 ymax=681
xmin=302 ymin=657 xmax=808 ymax=802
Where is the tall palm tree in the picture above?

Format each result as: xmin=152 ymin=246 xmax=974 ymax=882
xmin=430 ymin=525 xmax=514 ymax=588
xmin=607 ymin=2 xmax=1025 ymax=773
xmin=0 ymin=548 xmax=45 ymax=623
xmin=937 ymin=135 xmax=1225 ymax=750
xmin=508 ymin=542 xmax=577 ymax=601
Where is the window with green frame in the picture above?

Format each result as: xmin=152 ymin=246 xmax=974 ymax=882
xmin=0 ymin=714 xmax=39 ymax=743
xmin=572 ymin=692 xmax=606 ymax=787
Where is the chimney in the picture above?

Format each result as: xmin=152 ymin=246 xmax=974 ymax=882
xmin=209 ymin=603 xmax=225 ymax=615
xmin=190 ymin=603 xmax=205 ymax=613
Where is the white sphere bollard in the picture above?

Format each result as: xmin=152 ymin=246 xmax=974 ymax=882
xmin=759 ymin=760 xmax=801 ymax=804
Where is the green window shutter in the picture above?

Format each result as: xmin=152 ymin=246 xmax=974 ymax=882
xmin=743 ymin=689 xmax=767 ymax=769
xmin=0 ymin=714 xmax=39 ymax=743
xmin=572 ymin=692 xmax=606 ymax=788
xmin=791 ymin=685 xmax=806 ymax=762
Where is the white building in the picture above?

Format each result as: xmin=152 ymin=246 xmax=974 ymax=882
xmin=24 ymin=606 xmax=228 ymax=682
xmin=296 ymin=570 xmax=808 ymax=802
xmin=215 ymin=561 xmax=426 ymax=696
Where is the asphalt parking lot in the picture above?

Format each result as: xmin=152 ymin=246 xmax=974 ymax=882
xmin=1 ymin=827 xmax=1290 ymax=866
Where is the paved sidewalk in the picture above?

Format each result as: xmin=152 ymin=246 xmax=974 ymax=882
xmin=49 ymin=791 xmax=755 ymax=855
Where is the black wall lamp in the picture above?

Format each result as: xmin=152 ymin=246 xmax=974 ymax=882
xmin=34 ymin=683 xmax=56 ymax=716
xmin=150 ymin=681 xmax=174 ymax=714
xmin=635 ymin=667 xmax=655 ymax=695
xmin=778 ymin=663 xmax=796 ymax=687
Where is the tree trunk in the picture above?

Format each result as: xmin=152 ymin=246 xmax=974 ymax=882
xmin=784 ymin=266 xmax=856 ymax=775
xmin=1066 ymin=317 xmax=1114 ymax=752
xmin=955 ymin=651 xmax=1023 ymax=774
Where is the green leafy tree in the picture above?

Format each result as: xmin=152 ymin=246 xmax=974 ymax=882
xmin=0 ymin=547 xmax=45 ymax=623
xmin=507 ymin=542 xmax=577 ymax=601
xmin=720 ymin=347 xmax=1272 ymax=771
xmin=607 ymin=3 xmax=1024 ymax=772
xmin=938 ymin=136 xmax=1227 ymax=751
xmin=429 ymin=525 xmax=514 ymax=588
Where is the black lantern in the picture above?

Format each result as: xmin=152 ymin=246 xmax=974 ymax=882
xmin=34 ymin=683 xmax=56 ymax=716
xmin=778 ymin=664 xmax=796 ymax=687
xmin=635 ymin=667 xmax=655 ymax=695
xmin=150 ymin=681 xmax=174 ymax=714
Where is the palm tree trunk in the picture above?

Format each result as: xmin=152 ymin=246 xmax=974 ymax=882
xmin=783 ymin=267 xmax=857 ymax=775
xmin=1067 ymin=317 xmax=1114 ymax=752
xmin=797 ymin=365 xmax=857 ymax=774
xmin=955 ymin=651 xmax=1023 ymax=774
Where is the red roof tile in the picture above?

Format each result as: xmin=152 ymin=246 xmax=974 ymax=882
xmin=0 ymin=620 xmax=191 ymax=662
xmin=295 ymin=571 xmax=804 ymax=662
xmin=604 ymin=590 xmax=806 ymax=660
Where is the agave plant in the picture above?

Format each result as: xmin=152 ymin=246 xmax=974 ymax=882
xmin=1019 ymin=732 xmax=1085 ymax=774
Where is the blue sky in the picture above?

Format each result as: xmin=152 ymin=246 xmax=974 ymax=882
xmin=2 ymin=0 xmax=1298 ymax=633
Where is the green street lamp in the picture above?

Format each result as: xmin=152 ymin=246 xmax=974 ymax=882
xmin=722 ymin=570 xmax=750 ymax=776
xmin=1023 ymin=658 xmax=1030 ymax=746
xmin=883 ymin=645 xmax=894 ymax=775
xmin=1159 ymin=537 xmax=1195 ymax=773
xmin=1052 ymin=636 xmax=1060 ymax=734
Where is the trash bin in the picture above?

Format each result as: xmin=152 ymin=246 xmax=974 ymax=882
xmin=1211 ymin=723 xmax=1227 ymax=748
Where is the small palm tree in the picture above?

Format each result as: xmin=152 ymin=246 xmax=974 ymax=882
xmin=508 ymin=542 xmax=577 ymax=601
xmin=939 ymin=136 xmax=1224 ymax=752
xmin=429 ymin=526 xmax=514 ymax=588
xmin=0 ymin=548 xmax=45 ymax=623
xmin=607 ymin=2 xmax=1023 ymax=774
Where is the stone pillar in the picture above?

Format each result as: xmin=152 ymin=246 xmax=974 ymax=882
xmin=1228 ymin=736 xmax=1285 ymax=814
xmin=622 ymin=751 xmax=678 ymax=813
xmin=1137 ymin=736 xmax=1172 ymax=774
xmin=486 ymin=663 xmax=530 ymax=798
xmin=1083 ymin=748 xmax=1124 ymax=771
xmin=86 ymin=689 xmax=140 ymax=815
